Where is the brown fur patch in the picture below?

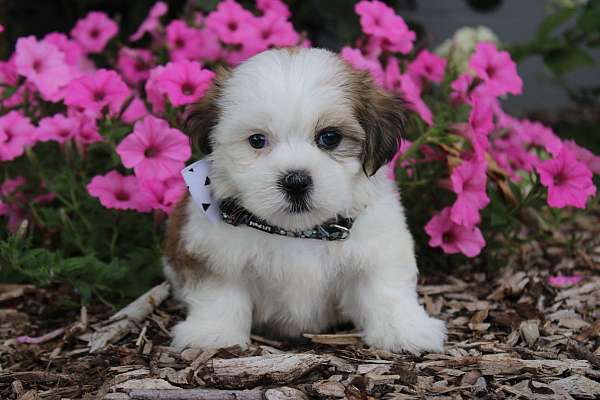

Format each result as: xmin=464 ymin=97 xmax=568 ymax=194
xmin=342 ymin=65 xmax=406 ymax=176
xmin=184 ymin=66 xmax=231 ymax=155
xmin=164 ymin=194 xmax=208 ymax=286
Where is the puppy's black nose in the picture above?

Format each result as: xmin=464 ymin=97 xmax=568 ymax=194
xmin=280 ymin=169 xmax=312 ymax=196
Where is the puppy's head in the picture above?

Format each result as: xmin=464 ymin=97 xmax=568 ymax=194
xmin=186 ymin=48 xmax=405 ymax=230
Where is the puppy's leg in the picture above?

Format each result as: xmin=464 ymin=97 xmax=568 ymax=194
xmin=343 ymin=266 xmax=446 ymax=355
xmin=171 ymin=277 xmax=252 ymax=350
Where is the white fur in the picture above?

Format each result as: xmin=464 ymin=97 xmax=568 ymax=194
xmin=168 ymin=48 xmax=446 ymax=354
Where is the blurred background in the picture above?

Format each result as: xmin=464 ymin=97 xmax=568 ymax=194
xmin=0 ymin=0 xmax=598 ymax=151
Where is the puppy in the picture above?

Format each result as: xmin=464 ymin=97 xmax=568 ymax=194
xmin=164 ymin=47 xmax=446 ymax=354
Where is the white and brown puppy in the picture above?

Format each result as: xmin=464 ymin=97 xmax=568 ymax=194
xmin=164 ymin=47 xmax=446 ymax=354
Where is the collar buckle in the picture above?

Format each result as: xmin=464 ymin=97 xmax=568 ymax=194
xmin=321 ymin=222 xmax=351 ymax=241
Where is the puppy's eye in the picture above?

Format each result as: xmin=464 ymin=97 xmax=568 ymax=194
xmin=316 ymin=128 xmax=342 ymax=150
xmin=248 ymin=133 xmax=267 ymax=149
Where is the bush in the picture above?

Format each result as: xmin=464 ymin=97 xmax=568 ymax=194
xmin=1 ymin=0 xmax=598 ymax=301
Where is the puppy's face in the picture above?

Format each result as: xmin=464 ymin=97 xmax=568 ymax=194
xmin=186 ymin=48 xmax=405 ymax=230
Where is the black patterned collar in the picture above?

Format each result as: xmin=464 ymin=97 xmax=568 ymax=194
xmin=219 ymin=198 xmax=353 ymax=241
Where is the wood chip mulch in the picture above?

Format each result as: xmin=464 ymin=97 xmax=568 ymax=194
xmin=1 ymin=212 xmax=599 ymax=399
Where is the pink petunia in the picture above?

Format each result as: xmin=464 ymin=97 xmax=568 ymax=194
xmin=536 ymin=148 xmax=596 ymax=209
xmin=166 ymin=20 xmax=205 ymax=62
xmin=516 ymin=119 xmax=562 ymax=156
xmin=43 ymin=32 xmax=87 ymax=70
xmin=563 ymin=140 xmax=600 ymax=175
xmin=450 ymin=73 xmax=474 ymax=105
xmin=341 ymin=46 xmax=384 ymax=87
xmin=425 ymin=207 xmax=486 ymax=257
xmin=117 ymin=47 xmax=154 ymax=85
xmin=87 ymin=171 xmax=150 ymax=212
xmin=37 ymin=114 xmax=78 ymax=144
xmin=354 ymin=0 xmax=415 ymax=54
xmin=120 ymin=97 xmax=149 ymax=124
xmin=71 ymin=11 xmax=118 ymax=54
xmin=450 ymin=159 xmax=490 ymax=227
xmin=468 ymin=42 xmax=522 ymax=97
xmin=387 ymin=138 xmax=412 ymax=180
xmin=0 ymin=176 xmax=27 ymax=233
xmin=408 ymin=50 xmax=447 ymax=86
xmin=399 ymin=74 xmax=433 ymax=126
xmin=131 ymin=1 xmax=168 ymax=41
xmin=0 ymin=111 xmax=36 ymax=161
xmin=116 ymin=115 xmax=191 ymax=181
xmin=252 ymin=12 xmax=300 ymax=50
xmin=153 ymin=60 xmax=215 ymax=107
xmin=14 ymin=36 xmax=72 ymax=101
xmin=68 ymin=111 xmax=102 ymax=145
xmin=257 ymin=0 xmax=291 ymax=18
xmin=547 ymin=275 xmax=584 ymax=288
xmin=139 ymin=176 xmax=186 ymax=214
xmin=205 ymin=0 xmax=256 ymax=45
xmin=145 ymin=65 xmax=166 ymax=113
xmin=64 ymin=69 xmax=131 ymax=117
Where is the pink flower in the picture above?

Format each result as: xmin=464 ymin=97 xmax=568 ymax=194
xmin=516 ymin=120 xmax=562 ymax=156
xmin=145 ymin=66 xmax=166 ymax=113
xmin=205 ymin=0 xmax=255 ymax=44
xmin=120 ymin=97 xmax=149 ymax=124
xmin=87 ymin=171 xmax=150 ymax=212
xmin=425 ymin=207 xmax=486 ymax=257
xmin=399 ymin=73 xmax=433 ymax=126
xmin=341 ymin=46 xmax=384 ymax=86
xmin=131 ymin=1 xmax=168 ymax=41
xmin=468 ymin=42 xmax=522 ymax=97
xmin=387 ymin=138 xmax=412 ymax=180
xmin=116 ymin=115 xmax=191 ymax=181
xmin=154 ymin=60 xmax=215 ymax=107
xmin=140 ymin=177 xmax=186 ymax=214
xmin=71 ymin=11 xmax=118 ymax=54
xmin=0 ymin=176 xmax=27 ymax=233
xmin=43 ymin=33 xmax=86 ymax=69
xmin=450 ymin=73 xmax=474 ymax=105
xmin=14 ymin=36 xmax=72 ymax=101
xmin=257 ymin=0 xmax=291 ymax=18
xmin=355 ymin=0 xmax=415 ymax=54
xmin=547 ymin=275 xmax=584 ymax=288
xmin=166 ymin=20 xmax=204 ymax=61
xmin=408 ymin=50 xmax=446 ymax=85
xmin=450 ymin=159 xmax=490 ymax=227
xmin=37 ymin=114 xmax=78 ymax=144
xmin=64 ymin=69 xmax=131 ymax=117
xmin=68 ymin=111 xmax=102 ymax=145
xmin=536 ymin=148 xmax=596 ymax=209
xmin=563 ymin=140 xmax=600 ymax=175
xmin=117 ymin=48 xmax=154 ymax=85
xmin=252 ymin=12 xmax=300 ymax=50
xmin=0 ymin=111 xmax=35 ymax=161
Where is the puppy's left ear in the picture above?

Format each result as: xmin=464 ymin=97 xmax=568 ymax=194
xmin=184 ymin=67 xmax=231 ymax=155
xmin=351 ymin=71 xmax=406 ymax=176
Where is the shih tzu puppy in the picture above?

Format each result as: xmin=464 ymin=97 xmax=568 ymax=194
xmin=164 ymin=47 xmax=446 ymax=354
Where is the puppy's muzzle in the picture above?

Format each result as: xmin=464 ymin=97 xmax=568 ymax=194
xmin=279 ymin=169 xmax=312 ymax=212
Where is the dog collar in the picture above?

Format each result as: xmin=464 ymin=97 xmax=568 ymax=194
xmin=219 ymin=198 xmax=353 ymax=241
xmin=182 ymin=160 xmax=353 ymax=241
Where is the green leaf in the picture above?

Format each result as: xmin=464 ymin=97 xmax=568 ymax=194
xmin=196 ymin=0 xmax=220 ymax=11
xmin=536 ymin=7 xmax=577 ymax=41
xmin=543 ymin=47 xmax=595 ymax=75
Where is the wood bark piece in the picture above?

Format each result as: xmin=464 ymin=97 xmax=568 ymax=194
xmin=303 ymin=332 xmax=363 ymax=345
xmin=0 ymin=371 xmax=74 ymax=384
xmin=478 ymin=354 xmax=591 ymax=375
xmin=264 ymin=387 xmax=309 ymax=400
xmin=89 ymin=282 xmax=171 ymax=353
xmin=122 ymin=388 xmax=265 ymax=400
xmin=198 ymin=354 xmax=326 ymax=389
xmin=551 ymin=375 xmax=600 ymax=399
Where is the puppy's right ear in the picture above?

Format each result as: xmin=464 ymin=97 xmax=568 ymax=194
xmin=184 ymin=67 xmax=230 ymax=155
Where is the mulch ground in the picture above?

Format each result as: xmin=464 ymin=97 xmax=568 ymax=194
xmin=1 ymin=212 xmax=599 ymax=399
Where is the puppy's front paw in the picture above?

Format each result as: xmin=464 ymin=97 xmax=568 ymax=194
xmin=363 ymin=313 xmax=446 ymax=355
xmin=171 ymin=318 xmax=251 ymax=351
